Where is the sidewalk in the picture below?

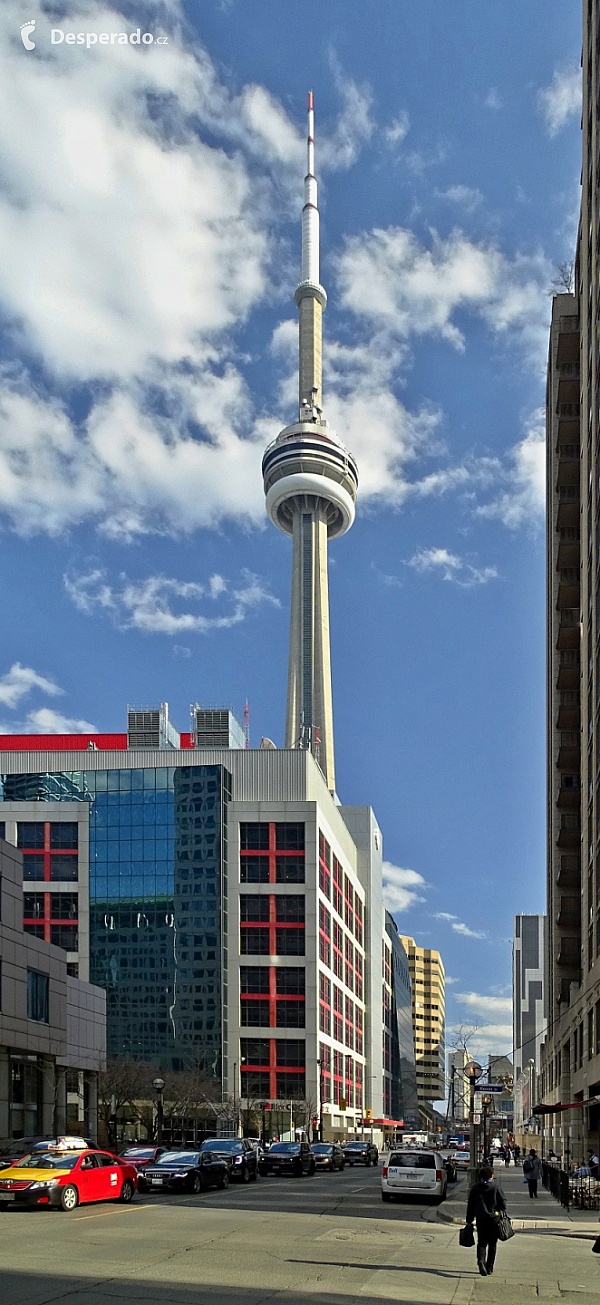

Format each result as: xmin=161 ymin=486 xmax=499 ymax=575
xmin=438 ymin=1164 xmax=600 ymax=1234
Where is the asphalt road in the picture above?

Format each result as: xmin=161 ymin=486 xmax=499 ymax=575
xmin=0 ymin=1163 xmax=470 ymax=1305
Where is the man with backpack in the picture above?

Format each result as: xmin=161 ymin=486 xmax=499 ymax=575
xmin=523 ymin=1148 xmax=542 ymax=1198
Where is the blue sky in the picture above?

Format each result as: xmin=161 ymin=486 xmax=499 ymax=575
xmin=0 ymin=0 xmax=583 ymax=1070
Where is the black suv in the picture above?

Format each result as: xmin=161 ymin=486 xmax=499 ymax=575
xmin=259 ymin=1141 xmax=315 ymax=1177
xmin=342 ymin=1140 xmax=379 ymax=1167
xmin=199 ymin=1138 xmax=258 ymax=1182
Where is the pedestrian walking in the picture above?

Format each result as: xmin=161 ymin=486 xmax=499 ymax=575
xmin=523 ymin=1148 xmax=542 ymax=1198
xmin=465 ymin=1164 xmax=507 ymax=1277
xmin=503 ymin=1147 xmax=511 ymax=1166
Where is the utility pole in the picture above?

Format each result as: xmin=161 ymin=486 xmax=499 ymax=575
xmin=465 ymin=1060 xmax=482 ymax=1190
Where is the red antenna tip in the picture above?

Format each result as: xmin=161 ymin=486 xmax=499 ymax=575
xmin=308 ymin=90 xmax=314 ymax=110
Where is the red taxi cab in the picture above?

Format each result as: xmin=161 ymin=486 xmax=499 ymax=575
xmin=0 ymin=1139 xmax=137 ymax=1211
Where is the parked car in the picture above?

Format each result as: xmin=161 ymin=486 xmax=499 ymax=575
xmin=119 ymin=1145 xmax=166 ymax=1176
xmin=0 ymin=1136 xmax=94 ymax=1166
xmin=0 ymin=1147 xmax=137 ymax=1211
xmin=142 ymin=1149 xmax=229 ymax=1194
xmin=381 ymin=1149 xmax=447 ymax=1204
xmin=342 ymin=1141 xmax=379 ymax=1167
xmin=311 ymin=1143 xmax=345 ymax=1172
xmin=199 ymin=1138 xmax=258 ymax=1182
xmin=453 ymin=1150 xmax=471 ymax=1171
xmin=259 ymin=1142 xmax=315 ymax=1177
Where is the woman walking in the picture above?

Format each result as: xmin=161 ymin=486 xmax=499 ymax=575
xmin=523 ymin=1148 xmax=542 ymax=1198
xmin=465 ymin=1164 xmax=507 ymax=1277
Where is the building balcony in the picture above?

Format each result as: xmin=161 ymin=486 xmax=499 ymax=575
xmin=556 ymin=936 xmax=581 ymax=967
xmin=556 ymin=703 xmax=580 ymax=730
xmin=556 ymin=856 xmax=580 ymax=888
xmin=556 ymin=896 xmax=581 ymax=926
xmin=556 ymin=573 xmax=580 ymax=609
xmin=556 ymin=652 xmax=579 ymax=689
xmin=556 ymin=496 xmax=580 ymax=528
xmin=556 ymin=778 xmax=581 ymax=808
xmin=555 ymin=454 xmax=580 ymax=488
xmin=557 ymin=818 xmax=581 ymax=848
xmin=556 ymin=540 xmax=580 ymax=570
xmin=556 ymin=316 xmax=579 ymax=365
xmin=556 ymin=732 xmax=580 ymax=769
xmin=556 ymin=362 xmax=580 ymax=406
xmin=556 ymin=615 xmax=580 ymax=651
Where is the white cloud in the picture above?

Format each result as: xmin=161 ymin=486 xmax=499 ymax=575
xmin=20 ymin=708 xmax=98 ymax=734
xmin=0 ymin=662 xmax=62 ymax=709
xmin=477 ymin=410 xmax=545 ymax=528
xmin=538 ymin=67 xmax=581 ymax=137
xmin=434 ymin=912 xmax=487 ymax=939
xmin=384 ymin=112 xmax=410 ymax=147
xmin=64 ymin=568 xmax=280 ymax=634
xmin=484 ymin=88 xmax=503 ymax=111
xmin=456 ymin=991 xmax=513 ymax=1018
xmin=447 ymin=1022 xmax=512 ymax=1057
xmin=436 ymin=185 xmax=483 ymax=212
xmin=382 ymin=862 xmax=426 ymax=914
xmin=407 ymin=547 xmax=498 ymax=588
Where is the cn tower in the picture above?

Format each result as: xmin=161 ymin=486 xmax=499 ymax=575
xmin=262 ymin=93 xmax=359 ymax=791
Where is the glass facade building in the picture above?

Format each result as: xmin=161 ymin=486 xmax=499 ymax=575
xmin=0 ymin=764 xmax=230 ymax=1072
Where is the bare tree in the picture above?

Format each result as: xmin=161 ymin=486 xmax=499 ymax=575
xmin=549 ymin=259 xmax=575 ymax=294
xmin=98 ymin=1058 xmax=154 ymax=1147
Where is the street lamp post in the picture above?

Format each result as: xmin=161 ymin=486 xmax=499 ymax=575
xmin=317 ymin=1058 xmax=324 ymax=1143
xmin=465 ymin=1060 xmax=482 ymax=1191
xmin=152 ymin=1077 xmax=165 ymax=1145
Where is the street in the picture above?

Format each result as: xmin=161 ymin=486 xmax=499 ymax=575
xmin=0 ymin=1164 xmax=599 ymax=1305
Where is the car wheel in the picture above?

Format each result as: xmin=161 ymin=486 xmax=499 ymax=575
xmin=119 ymin=1180 xmax=135 ymax=1204
xmin=381 ymin=1192 xmax=391 ymax=1202
xmin=217 ymin=1172 xmax=229 ymax=1190
xmin=189 ymin=1173 xmax=201 ymax=1195
xmin=60 ymin=1185 xmax=79 ymax=1212
xmin=242 ymin=1165 xmax=251 ymax=1184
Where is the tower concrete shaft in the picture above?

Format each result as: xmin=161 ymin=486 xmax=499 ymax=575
xmin=262 ymin=94 xmax=358 ymax=792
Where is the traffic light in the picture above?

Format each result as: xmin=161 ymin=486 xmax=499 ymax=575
xmin=365 ymin=1108 xmax=373 ymax=1120
xmin=339 ymin=1097 xmax=347 ymax=1110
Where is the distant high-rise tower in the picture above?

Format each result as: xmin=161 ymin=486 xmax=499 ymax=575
xmin=262 ymin=93 xmax=358 ymax=791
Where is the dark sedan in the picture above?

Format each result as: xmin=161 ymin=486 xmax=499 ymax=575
xmin=142 ymin=1150 xmax=229 ymax=1194
xmin=259 ymin=1142 xmax=315 ymax=1177
xmin=0 ymin=1136 xmax=94 ymax=1166
xmin=199 ymin=1138 xmax=258 ymax=1182
xmin=312 ymin=1144 xmax=345 ymax=1172
xmin=342 ymin=1141 xmax=379 ymax=1167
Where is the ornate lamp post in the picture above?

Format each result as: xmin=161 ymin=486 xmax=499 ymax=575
xmin=152 ymin=1076 xmax=165 ymax=1145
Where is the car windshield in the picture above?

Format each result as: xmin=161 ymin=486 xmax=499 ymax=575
xmin=121 ymin=1147 xmax=156 ymax=1159
xmin=345 ymin=1143 xmax=366 ymax=1150
xmin=155 ymin=1152 xmax=199 ymax=1165
xmin=269 ymin=1143 xmax=300 ymax=1154
xmin=312 ymin=1145 xmax=333 ymax=1154
xmin=0 ymin=1138 xmax=38 ymax=1156
xmin=389 ymin=1153 xmax=436 ymax=1168
xmin=15 ymin=1151 xmax=82 ymax=1170
xmin=201 ymin=1139 xmax=242 ymax=1152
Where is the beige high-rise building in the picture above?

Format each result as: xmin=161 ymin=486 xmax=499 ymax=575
xmin=539 ymin=1 xmax=600 ymax=1155
xmin=400 ymin=936 xmax=446 ymax=1102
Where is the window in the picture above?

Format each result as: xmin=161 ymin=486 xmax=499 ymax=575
xmin=240 ymin=896 xmax=270 ymax=922
xmin=0 ymin=822 xmax=4 ymax=841
xmin=242 ymin=1071 xmax=270 ymax=1097
xmin=276 ymin=896 xmax=305 ymax=922
xmin=18 ymin=823 xmax=45 ymax=849
xmin=22 ymin=855 xmax=45 ymax=882
xmin=240 ymin=823 xmax=269 ymax=850
xmin=241 ymin=1037 xmax=270 ymax=1065
xmin=27 ymin=970 xmax=49 ymax=1023
xmin=275 ymin=1040 xmax=305 ymax=1067
xmin=241 ymin=928 xmax=270 ymax=955
xmin=333 ymin=986 xmax=343 ymax=1043
xmin=275 ymin=824 xmax=304 ymax=850
xmin=276 ymin=1001 xmax=305 ymax=1027
xmin=51 ymin=893 xmax=78 ymax=919
xmin=24 ymin=893 xmax=45 ymax=920
xmin=275 ymin=928 xmax=304 ymax=955
xmin=332 ymin=857 xmax=343 ymax=916
xmin=241 ymin=1000 xmax=270 ymax=1026
xmin=276 ymin=856 xmax=304 ymax=883
xmin=240 ymin=966 xmax=270 ymax=994
xmin=276 ymin=1073 xmax=305 ymax=1098
xmin=50 ymin=823 xmax=78 ymax=849
xmin=240 ymin=856 xmax=269 ymax=884
xmin=50 ymin=856 xmax=78 ymax=881
xmin=51 ymin=925 xmax=78 ymax=950
xmin=276 ymin=968 xmax=305 ymax=994
xmin=319 ymin=832 xmax=331 ymax=898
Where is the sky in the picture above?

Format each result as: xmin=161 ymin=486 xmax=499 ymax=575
xmin=0 ymin=1 xmax=584 ymax=1078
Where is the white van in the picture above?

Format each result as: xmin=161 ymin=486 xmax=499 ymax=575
xmin=381 ymin=1149 xmax=447 ymax=1203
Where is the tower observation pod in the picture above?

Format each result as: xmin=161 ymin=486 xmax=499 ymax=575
xmin=262 ymin=92 xmax=359 ymax=791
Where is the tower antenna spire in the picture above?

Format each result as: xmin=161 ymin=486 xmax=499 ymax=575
xmin=262 ymin=92 xmax=359 ymax=791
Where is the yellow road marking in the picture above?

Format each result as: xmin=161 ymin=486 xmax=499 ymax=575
xmin=72 ymin=1205 xmax=155 ymax=1221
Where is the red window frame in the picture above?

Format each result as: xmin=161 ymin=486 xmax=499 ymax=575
xmin=240 ymin=894 xmax=305 ymax=956
xmin=240 ymin=1038 xmax=305 ymax=1100
xmin=319 ymin=1043 xmax=331 ymax=1102
xmin=240 ymin=823 xmax=305 ymax=884
xmin=332 ymin=857 xmax=343 ymax=917
xmin=21 ymin=822 xmax=78 ymax=945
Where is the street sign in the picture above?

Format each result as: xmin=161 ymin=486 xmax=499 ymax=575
xmin=480 ymin=1084 xmax=504 ymax=1093
xmin=473 ymin=1113 xmax=481 ymax=1124
xmin=474 ymin=1093 xmax=483 ymax=1110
